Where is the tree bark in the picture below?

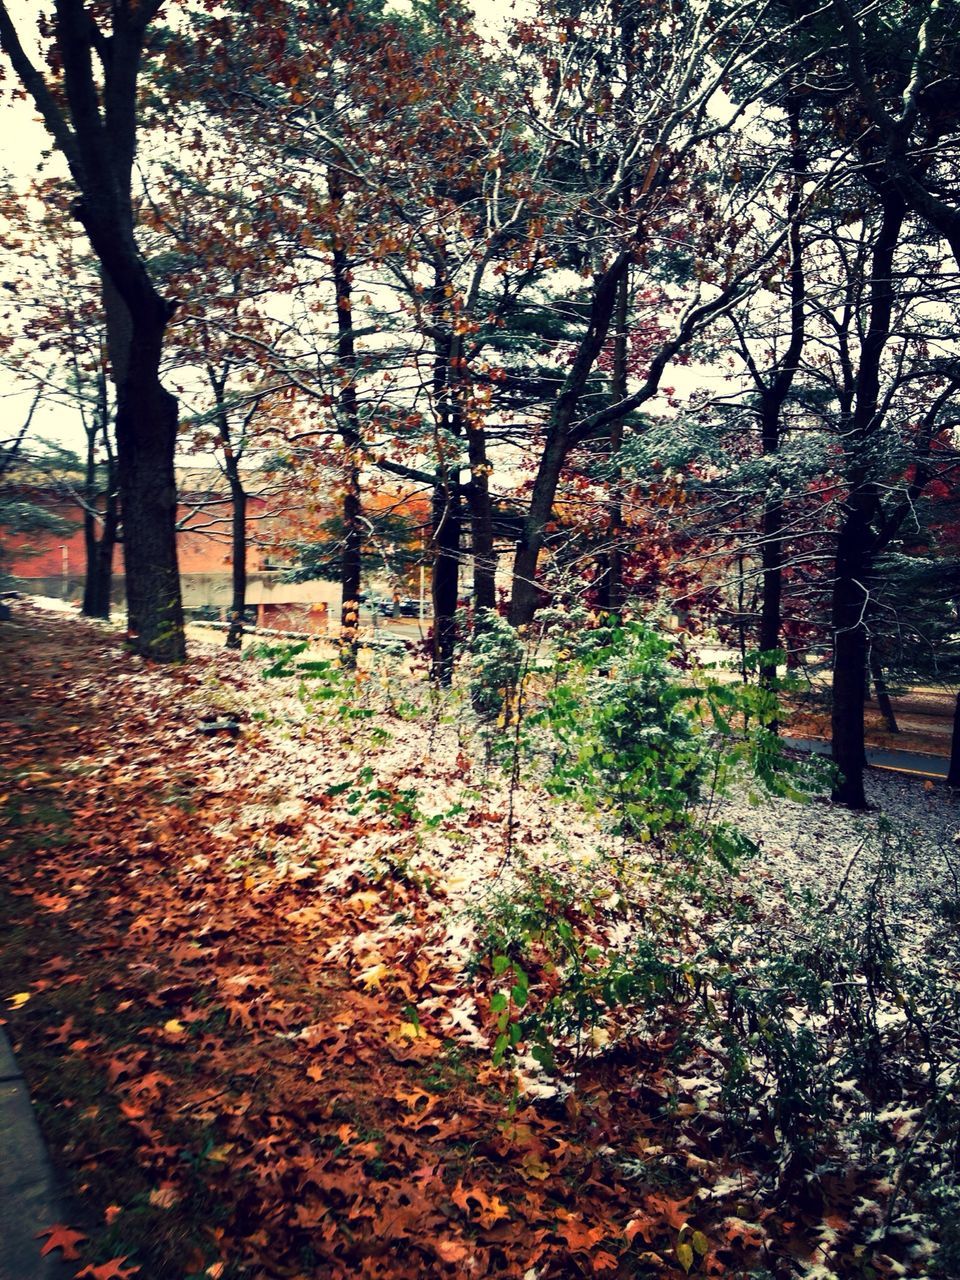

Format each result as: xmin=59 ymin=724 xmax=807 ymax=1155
xmin=431 ymin=476 xmax=460 ymax=685
xmin=465 ymin=428 xmax=497 ymax=615
xmin=829 ymin=188 xmax=905 ymax=808
xmin=0 ymin=1 xmax=186 ymax=659
xmin=757 ymin=94 xmax=806 ymax=702
xmin=81 ymin=374 xmax=118 ymax=620
xmin=869 ymin=649 xmax=899 ymax=733
xmin=113 ymin=346 xmax=184 ymax=659
xmin=82 ymin=504 xmax=118 ymax=619
xmin=595 ymin=267 xmax=629 ymax=615
xmin=948 ymin=690 xmax=960 ymax=788
xmin=224 ymin=466 xmax=247 ymax=650
xmin=508 ymin=255 xmax=628 ymax=627
xmin=830 ymin=486 xmax=879 ymax=807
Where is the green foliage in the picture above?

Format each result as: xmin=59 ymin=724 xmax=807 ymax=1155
xmin=465 ymin=608 xmax=825 ymax=857
xmin=532 ymin=615 xmax=705 ymax=838
xmin=463 ymin=609 xmax=528 ymax=722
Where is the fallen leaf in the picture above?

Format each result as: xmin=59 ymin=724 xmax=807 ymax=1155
xmin=435 ymin=1239 xmax=469 ymax=1264
xmin=148 ymin=1184 xmax=181 ymax=1209
xmin=520 ymin=1152 xmax=550 ymax=1181
xmin=358 ymin=962 xmax=388 ymax=991
xmin=36 ymin=1224 xmax=87 ymax=1261
xmin=75 ymin=1258 xmax=140 ymax=1279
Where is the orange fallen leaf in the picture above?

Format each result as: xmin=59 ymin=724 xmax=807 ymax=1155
xmin=37 ymin=1224 xmax=87 ymax=1261
xmin=148 ymin=1184 xmax=180 ymax=1209
xmin=435 ymin=1239 xmax=469 ymax=1264
xmin=75 ymin=1260 xmax=140 ymax=1280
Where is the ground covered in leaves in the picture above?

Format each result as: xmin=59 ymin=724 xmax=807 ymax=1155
xmin=1 ymin=602 xmax=958 ymax=1280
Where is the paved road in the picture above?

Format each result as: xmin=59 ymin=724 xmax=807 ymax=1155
xmin=0 ymin=1032 xmax=75 ymax=1280
xmin=785 ymin=736 xmax=950 ymax=782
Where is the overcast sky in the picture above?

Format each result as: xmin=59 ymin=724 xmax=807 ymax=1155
xmin=0 ymin=1 xmax=519 ymax=452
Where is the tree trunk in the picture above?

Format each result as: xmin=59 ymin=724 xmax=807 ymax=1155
xmin=339 ymin=459 xmax=363 ymax=665
xmin=465 ymin=431 xmax=496 ymax=615
xmin=81 ymin=370 xmax=117 ymax=620
xmin=948 ymin=690 xmax=960 ymax=788
xmin=869 ymin=649 xmax=899 ymax=733
xmin=431 ymin=476 xmax=460 ymax=685
xmin=829 ymin=189 xmax=905 ymax=808
xmin=328 ymin=176 xmax=365 ymax=666
xmin=595 ymin=267 xmax=628 ymax=615
xmin=830 ymin=512 xmax=871 ymax=809
xmin=225 ymin=469 xmax=247 ymax=650
xmin=0 ymin=0 xmax=189 ymax=661
xmin=113 ymin=331 xmax=184 ymax=661
xmin=508 ymin=255 xmax=628 ymax=627
xmin=757 ymin=93 xmax=806 ymax=705
xmin=508 ymin=429 xmax=568 ymax=627
xmin=82 ymin=507 xmax=117 ymax=619
xmin=758 ymin=494 xmax=783 ymax=692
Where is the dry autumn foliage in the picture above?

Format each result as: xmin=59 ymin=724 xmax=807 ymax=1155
xmin=0 ymin=602 xmax=944 ymax=1278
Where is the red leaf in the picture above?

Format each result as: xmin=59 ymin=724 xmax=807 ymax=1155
xmin=36 ymin=1224 xmax=87 ymax=1261
xmin=75 ymin=1258 xmax=141 ymax=1279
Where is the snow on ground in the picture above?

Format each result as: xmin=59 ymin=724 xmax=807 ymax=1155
xmin=15 ymin=600 xmax=960 ymax=1271
xmin=717 ymin=771 xmax=960 ymax=961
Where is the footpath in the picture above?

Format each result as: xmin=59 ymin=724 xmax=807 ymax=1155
xmin=0 ymin=1030 xmax=74 ymax=1280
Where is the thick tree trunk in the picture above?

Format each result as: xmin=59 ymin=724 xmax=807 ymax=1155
xmin=948 ymin=690 xmax=960 ymax=788
xmin=113 ymin=337 xmax=184 ymax=661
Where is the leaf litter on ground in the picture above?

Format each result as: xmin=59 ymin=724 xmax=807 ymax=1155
xmin=1 ymin=598 xmax=958 ymax=1279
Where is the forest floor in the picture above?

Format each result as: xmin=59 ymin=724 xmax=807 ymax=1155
xmin=1 ymin=600 xmax=958 ymax=1280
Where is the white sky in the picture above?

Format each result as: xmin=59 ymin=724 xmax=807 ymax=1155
xmin=0 ymin=0 xmax=522 ymax=452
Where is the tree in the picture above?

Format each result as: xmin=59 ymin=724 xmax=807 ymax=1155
xmin=501 ymin=0 xmax=818 ymax=628
xmin=0 ymin=189 xmax=119 ymax=617
xmin=0 ymin=390 xmax=77 ymax=589
xmin=0 ymin=1 xmax=185 ymax=658
xmin=832 ymin=0 xmax=960 ymax=271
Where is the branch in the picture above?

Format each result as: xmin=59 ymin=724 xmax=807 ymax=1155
xmin=0 ymin=2 xmax=83 ymax=177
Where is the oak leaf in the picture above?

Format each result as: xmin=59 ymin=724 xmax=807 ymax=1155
xmin=75 ymin=1259 xmax=140 ymax=1279
xmin=37 ymin=1224 xmax=87 ymax=1260
xmin=624 ymin=1216 xmax=657 ymax=1245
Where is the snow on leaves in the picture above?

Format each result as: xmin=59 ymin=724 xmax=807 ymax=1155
xmin=1 ymin=602 xmax=953 ymax=1278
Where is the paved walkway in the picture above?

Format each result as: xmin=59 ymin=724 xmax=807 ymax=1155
xmin=0 ymin=1030 xmax=75 ymax=1280
xmin=785 ymin=736 xmax=950 ymax=781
